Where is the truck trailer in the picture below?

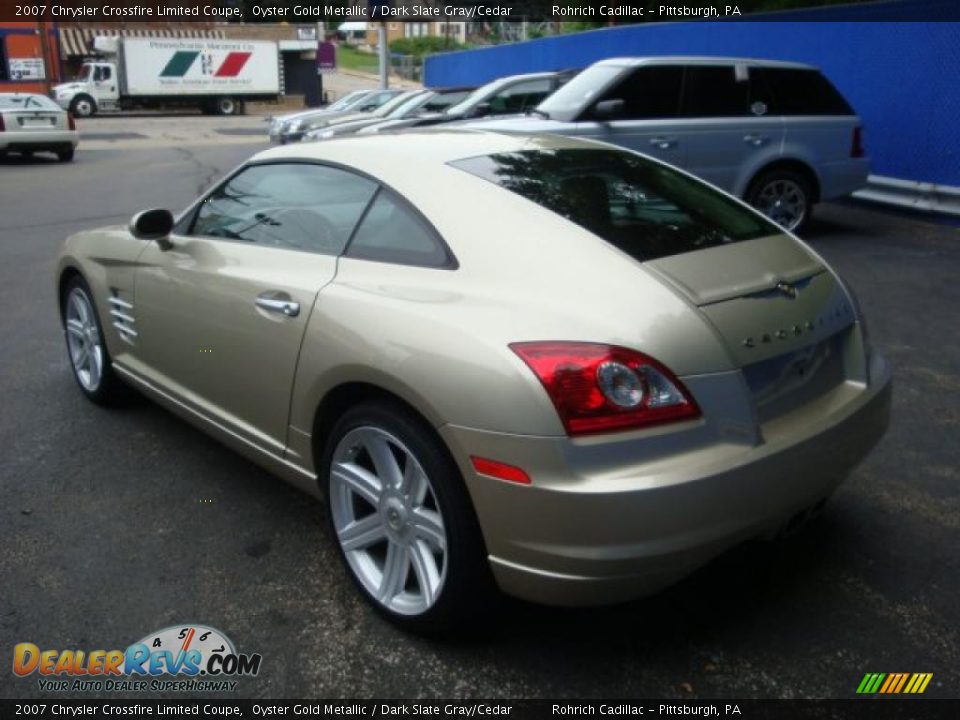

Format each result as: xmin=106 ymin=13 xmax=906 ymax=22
xmin=52 ymin=36 xmax=282 ymax=117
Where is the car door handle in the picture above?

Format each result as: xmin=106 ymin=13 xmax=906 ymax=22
xmin=255 ymin=296 xmax=300 ymax=317
xmin=744 ymin=134 xmax=769 ymax=146
xmin=649 ymin=137 xmax=677 ymax=149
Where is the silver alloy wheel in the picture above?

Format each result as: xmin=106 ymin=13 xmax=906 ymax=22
xmin=754 ymin=178 xmax=807 ymax=231
xmin=65 ymin=287 xmax=104 ymax=392
xmin=329 ymin=426 xmax=447 ymax=616
xmin=218 ymin=98 xmax=237 ymax=115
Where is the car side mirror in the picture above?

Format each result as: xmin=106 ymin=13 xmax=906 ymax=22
xmin=593 ymin=98 xmax=626 ymax=120
xmin=130 ymin=208 xmax=174 ymax=249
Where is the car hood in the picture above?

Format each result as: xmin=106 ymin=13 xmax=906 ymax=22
xmin=52 ymin=82 xmax=85 ymax=94
xmin=272 ymin=107 xmax=357 ymax=125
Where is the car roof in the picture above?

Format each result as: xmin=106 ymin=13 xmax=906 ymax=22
xmin=594 ymin=56 xmax=816 ymax=70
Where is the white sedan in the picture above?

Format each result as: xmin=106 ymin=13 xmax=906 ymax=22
xmin=0 ymin=93 xmax=78 ymax=162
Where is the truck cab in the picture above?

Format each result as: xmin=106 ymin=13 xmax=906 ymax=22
xmin=52 ymin=61 xmax=119 ymax=117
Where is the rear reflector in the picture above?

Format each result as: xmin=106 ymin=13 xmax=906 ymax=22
xmin=470 ymin=456 xmax=531 ymax=485
xmin=851 ymin=126 xmax=865 ymax=158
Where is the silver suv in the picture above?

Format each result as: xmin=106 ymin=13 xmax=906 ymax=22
xmin=469 ymin=57 xmax=869 ymax=231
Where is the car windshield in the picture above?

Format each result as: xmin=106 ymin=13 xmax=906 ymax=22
xmin=387 ymin=91 xmax=434 ymax=118
xmin=537 ymin=65 xmax=624 ymax=121
xmin=76 ymin=64 xmax=93 ymax=82
xmin=0 ymin=94 xmax=61 ymax=111
xmin=444 ymin=77 xmax=510 ymax=115
xmin=451 ymin=148 xmax=780 ymax=262
xmin=373 ymin=91 xmax=424 ymax=118
xmin=329 ymin=92 xmax=367 ymax=110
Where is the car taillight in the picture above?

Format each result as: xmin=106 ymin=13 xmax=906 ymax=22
xmin=67 ymin=114 xmax=76 ymax=131
xmin=510 ymin=342 xmax=700 ymax=436
xmin=851 ymin=126 xmax=865 ymax=158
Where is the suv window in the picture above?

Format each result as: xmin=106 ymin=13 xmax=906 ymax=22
xmin=452 ymin=149 xmax=780 ymax=262
xmin=191 ymin=163 xmax=377 ymax=255
xmin=488 ymin=78 xmax=553 ymax=114
xmin=592 ymin=66 xmax=684 ymax=120
xmin=756 ymin=68 xmax=854 ymax=115
xmin=346 ymin=191 xmax=451 ymax=267
xmin=680 ymin=66 xmax=749 ymax=117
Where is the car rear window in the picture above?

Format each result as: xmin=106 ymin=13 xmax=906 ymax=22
xmin=755 ymin=68 xmax=854 ymax=115
xmin=0 ymin=94 xmax=61 ymax=111
xmin=451 ymin=148 xmax=781 ymax=262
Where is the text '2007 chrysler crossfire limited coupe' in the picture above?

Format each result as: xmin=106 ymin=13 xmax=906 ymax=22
xmin=56 ymin=131 xmax=891 ymax=632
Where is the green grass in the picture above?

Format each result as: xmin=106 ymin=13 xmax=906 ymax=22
xmin=336 ymin=46 xmax=379 ymax=74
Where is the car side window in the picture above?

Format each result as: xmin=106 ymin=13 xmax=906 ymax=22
xmin=593 ymin=66 xmax=684 ymax=120
xmin=190 ymin=163 xmax=378 ymax=255
xmin=755 ymin=68 xmax=854 ymax=115
xmin=488 ymin=79 xmax=553 ymax=114
xmin=346 ymin=190 xmax=451 ymax=268
xmin=101 ymin=66 xmax=112 ymax=81
xmin=680 ymin=66 xmax=750 ymax=117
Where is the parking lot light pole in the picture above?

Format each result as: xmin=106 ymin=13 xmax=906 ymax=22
xmin=379 ymin=23 xmax=389 ymax=89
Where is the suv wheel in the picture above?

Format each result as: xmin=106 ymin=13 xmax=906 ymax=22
xmin=746 ymin=169 xmax=813 ymax=233
xmin=322 ymin=401 xmax=494 ymax=634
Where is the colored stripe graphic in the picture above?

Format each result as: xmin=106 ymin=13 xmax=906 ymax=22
xmin=215 ymin=52 xmax=252 ymax=78
xmin=160 ymin=51 xmax=200 ymax=78
xmin=857 ymin=672 xmax=932 ymax=694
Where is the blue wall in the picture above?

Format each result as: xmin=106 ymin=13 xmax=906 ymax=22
xmin=425 ymin=13 xmax=960 ymax=188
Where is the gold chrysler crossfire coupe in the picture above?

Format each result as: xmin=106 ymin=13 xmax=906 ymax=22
xmin=56 ymin=131 xmax=891 ymax=632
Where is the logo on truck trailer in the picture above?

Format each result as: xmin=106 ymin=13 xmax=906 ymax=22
xmin=160 ymin=51 xmax=252 ymax=78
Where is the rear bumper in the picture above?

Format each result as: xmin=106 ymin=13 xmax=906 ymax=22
xmin=0 ymin=130 xmax=78 ymax=153
xmin=441 ymin=351 xmax=892 ymax=606
xmin=818 ymin=157 xmax=870 ymax=200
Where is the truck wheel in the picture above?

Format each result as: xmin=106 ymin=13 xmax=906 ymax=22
xmin=215 ymin=97 xmax=239 ymax=116
xmin=58 ymin=148 xmax=75 ymax=163
xmin=70 ymin=96 xmax=96 ymax=118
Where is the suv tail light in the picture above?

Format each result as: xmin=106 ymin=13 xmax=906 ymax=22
xmin=851 ymin=126 xmax=865 ymax=158
xmin=67 ymin=113 xmax=76 ymax=131
xmin=510 ymin=342 xmax=700 ymax=436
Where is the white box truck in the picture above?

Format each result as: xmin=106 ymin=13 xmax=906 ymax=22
xmin=52 ymin=36 xmax=282 ymax=117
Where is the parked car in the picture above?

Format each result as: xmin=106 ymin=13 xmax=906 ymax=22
xmin=0 ymin=93 xmax=78 ymax=162
xmin=303 ymin=87 xmax=475 ymax=142
xmin=56 ymin=131 xmax=890 ymax=632
xmin=467 ymin=57 xmax=868 ymax=232
xmin=361 ymin=70 xmax=576 ymax=135
xmin=299 ymin=89 xmax=427 ymax=138
xmin=268 ymin=89 xmax=401 ymax=144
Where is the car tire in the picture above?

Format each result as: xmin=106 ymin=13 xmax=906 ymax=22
xmin=746 ymin=168 xmax=814 ymax=233
xmin=69 ymin=95 xmax=96 ymax=118
xmin=62 ymin=275 xmax=128 ymax=405
xmin=215 ymin=97 xmax=239 ymax=116
xmin=321 ymin=400 xmax=496 ymax=634
xmin=58 ymin=148 xmax=75 ymax=162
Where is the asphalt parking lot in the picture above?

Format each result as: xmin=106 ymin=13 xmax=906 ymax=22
xmin=0 ymin=121 xmax=957 ymax=700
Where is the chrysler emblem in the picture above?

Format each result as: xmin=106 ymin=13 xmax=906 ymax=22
xmin=776 ymin=281 xmax=798 ymax=299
